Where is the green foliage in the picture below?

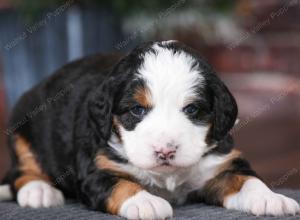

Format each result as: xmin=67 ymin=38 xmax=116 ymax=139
xmin=12 ymin=0 xmax=67 ymax=22
xmin=208 ymin=0 xmax=236 ymax=13
xmin=13 ymin=0 xmax=178 ymax=18
xmin=12 ymin=0 xmax=236 ymax=20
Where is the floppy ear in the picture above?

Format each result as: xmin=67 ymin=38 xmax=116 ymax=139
xmin=87 ymin=56 xmax=133 ymax=142
xmin=208 ymin=74 xmax=238 ymax=141
xmin=88 ymin=76 xmax=118 ymax=141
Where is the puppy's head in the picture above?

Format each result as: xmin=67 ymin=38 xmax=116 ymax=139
xmin=89 ymin=41 xmax=237 ymax=171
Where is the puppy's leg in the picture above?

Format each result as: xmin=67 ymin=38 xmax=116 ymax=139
xmin=108 ymin=179 xmax=173 ymax=220
xmin=14 ymin=135 xmax=64 ymax=208
xmin=78 ymin=154 xmax=173 ymax=219
xmin=199 ymin=152 xmax=300 ymax=216
xmin=224 ymin=178 xmax=300 ymax=216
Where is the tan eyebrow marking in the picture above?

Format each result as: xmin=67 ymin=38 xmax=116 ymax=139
xmin=133 ymin=86 xmax=152 ymax=108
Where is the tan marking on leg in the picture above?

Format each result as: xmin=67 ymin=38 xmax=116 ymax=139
xmin=95 ymin=154 xmax=121 ymax=172
xmin=217 ymin=149 xmax=241 ymax=174
xmin=14 ymin=135 xmax=50 ymax=191
xmin=201 ymin=150 xmax=252 ymax=205
xmin=215 ymin=150 xmax=250 ymax=204
xmin=204 ymin=174 xmax=251 ymax=205
xmin=106 ymin=180 xmax=142 ymax=214
xmin=222 ymin=175 xmax=251 ymax=202
xmin=94 ymin=154 xmax=129 ymax=178
xmin=14 ymin=175 xmax=49 ymax=190
xmin=133 ymin=86 xmax=152 ymax=108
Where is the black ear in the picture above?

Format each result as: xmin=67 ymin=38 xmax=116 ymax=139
xmin=208 ymin=74 xmax=238 ymax=141
xmin=88 ymin=76 xmax=118 ymax=141
xmin=87 ymin=56 xmax=134 ymax=141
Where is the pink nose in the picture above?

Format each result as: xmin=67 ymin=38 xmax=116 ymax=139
xmin=155 ymin=149 xmax=176 ymax=160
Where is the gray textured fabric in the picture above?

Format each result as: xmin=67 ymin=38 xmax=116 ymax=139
xmin=0 ymin=189 xmax=299 ymax=220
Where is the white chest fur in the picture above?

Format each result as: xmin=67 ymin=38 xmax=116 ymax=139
xmin=119 ymin=153 xmax=230 ymax=204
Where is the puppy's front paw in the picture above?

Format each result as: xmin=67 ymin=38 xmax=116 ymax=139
xmin=17 ymin=180 xmax=64 ymax=208
xmin=119 ymin=190 xmax=173 ymax=220
xmin=224 ymin=178 xmax=300 ymax=216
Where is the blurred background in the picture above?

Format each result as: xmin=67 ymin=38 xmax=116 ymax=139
xmin=0 ymin=0 xmax=299 ymax=188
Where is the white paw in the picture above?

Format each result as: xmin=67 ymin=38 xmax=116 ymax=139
xmin=224 ymin=178 xmax=300 ymax=216
xmin=119 ymin=190 xmax=173 ymax=220
xmin=17 ymin=180 xmax=64 ymax=208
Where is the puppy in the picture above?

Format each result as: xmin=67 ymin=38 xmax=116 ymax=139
xmin=0 ymin=40 xmax=299 ymax=219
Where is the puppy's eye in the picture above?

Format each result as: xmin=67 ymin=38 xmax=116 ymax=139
xmin=130 ymin=105 xmax=146 ymax=117
xmin=183 ymin=104 xmax=199 ymax=116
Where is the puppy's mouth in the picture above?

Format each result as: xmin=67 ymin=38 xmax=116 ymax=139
xmin=160 ymin=161 xmax=171 ymax=166
xmin=150 ymin=161 xmax=181 ymax=173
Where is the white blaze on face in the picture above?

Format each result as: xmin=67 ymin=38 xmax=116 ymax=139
xmin=120 ymin=43 xmax=209 ymax=169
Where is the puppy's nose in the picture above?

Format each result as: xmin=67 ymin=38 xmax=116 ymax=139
xmin=155 ymin=148 xmax=176 ymax=160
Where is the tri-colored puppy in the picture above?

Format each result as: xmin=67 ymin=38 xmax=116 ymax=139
xmin=0 ymin=41 xmax=299 ymax=219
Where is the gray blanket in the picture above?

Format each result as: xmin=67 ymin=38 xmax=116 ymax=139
xmin=0 ymin=189 xmax=299 ymax=220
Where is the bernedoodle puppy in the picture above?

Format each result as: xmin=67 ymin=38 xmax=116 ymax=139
xmin=0 ymin=41 xmax=299 ymax=219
